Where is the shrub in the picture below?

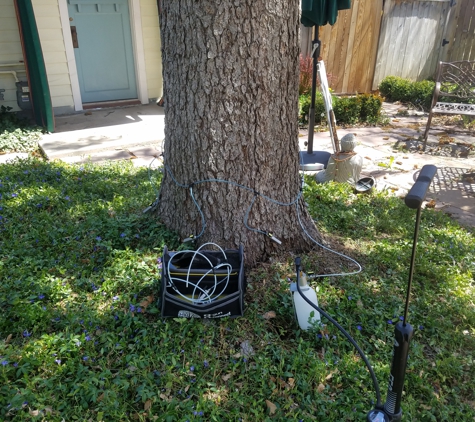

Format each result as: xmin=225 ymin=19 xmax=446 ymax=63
xmin=411 ymin=80 xmax=436 ymax=110
xmin=359 ymin=93 xmax=383 ymax=124
xmin=379 ymin=76 xmax=413 ymax=103
xmin=333 ymin=96 xmax=362 ymax=125
xmin=299 ymin=92 xmax=326 ymax=125
xmin=299 ymin=55 xmax=338 ymax=97
xmin=299 ymin=93 xmax=383 ymax=126
xmin=299 ymin=54 xmax=313 ymax=95
xmin=0 ymin=106 xmax=42 ymax=153
xmin=379 ymin=76 xmax=435 ymax=110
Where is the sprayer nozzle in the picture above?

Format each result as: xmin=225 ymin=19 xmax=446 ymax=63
xmin=267 ymin=232 xmax=282 ymax=245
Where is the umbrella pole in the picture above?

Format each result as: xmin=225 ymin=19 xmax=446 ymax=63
xmin=306 ymin=26 xmax=320 ymax=155
xmin=299 ymin=26 xmax=331 ymax=171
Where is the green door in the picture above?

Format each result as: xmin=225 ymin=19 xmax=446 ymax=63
xmin=68 ymin=0 xmax=137 ymax=103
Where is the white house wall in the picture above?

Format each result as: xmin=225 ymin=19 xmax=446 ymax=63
xmin=140 ymin=0 xmax=162 ymax=101
xmin=0 ymin=0 xmax=27 ymax=112
xmin=32 ymin=0 xmax=75 ymax=114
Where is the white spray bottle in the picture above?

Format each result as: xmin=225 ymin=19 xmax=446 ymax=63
xmin=293 ymin=271 xmax=320 ymax=330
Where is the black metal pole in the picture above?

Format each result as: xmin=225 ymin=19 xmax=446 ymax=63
xmin=404 ymin=206 xmax=421 ymax=325
xmin=306 ymin=26 xmax=320 ymax=155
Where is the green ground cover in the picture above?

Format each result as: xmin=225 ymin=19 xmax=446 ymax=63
xmin=0 ymin=158 xmax=474 ymax=421
xmin=0 ymin=107 xmax=42 ymax=154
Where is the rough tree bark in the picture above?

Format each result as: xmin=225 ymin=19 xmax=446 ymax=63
xmin=157 ymin=0 xmax=321 ymax=267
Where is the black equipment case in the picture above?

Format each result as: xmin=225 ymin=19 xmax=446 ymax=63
xmin=160 ymin=245 xmax=245 ymax=318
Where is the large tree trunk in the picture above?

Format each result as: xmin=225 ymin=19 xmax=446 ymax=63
xmin=158 ymin=0 xmax=321 ymax=267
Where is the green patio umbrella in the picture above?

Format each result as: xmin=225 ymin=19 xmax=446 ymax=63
xmin=299 ymin=0 xmax=351 ymax=170
xmin=301 ymin=0 xmax=351 ymax=27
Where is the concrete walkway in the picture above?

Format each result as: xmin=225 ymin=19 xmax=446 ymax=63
xmin=1 ymin=102 xmax=474 ymax=226
xmin=40 ymin=103 xmax=165 ymax=167
xmin=301 ymin=103 xmax=475 ymax=227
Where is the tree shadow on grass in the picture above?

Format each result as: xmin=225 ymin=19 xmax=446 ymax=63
xmin=0 ymin=157 xmax=188 ymax=418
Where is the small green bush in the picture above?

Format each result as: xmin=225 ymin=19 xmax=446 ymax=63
xmin=411 ymin=80 xmax=436 ymax=109
xmin=379 ymin=76 xmax=435 ymax=110
xmin=333 ymin=95 xmax=362 ymax=125
xmin=0 ymin=106 xmax=42 ymax=153
xmin=299 ymin=91 xmax=326 ymax=125
xmin=379 ymin=76 xmax=413 ymax=103
xmin=359 ymin=93 xmax=383 ymax=124
xmin=299 ymin=93 xmax=383 ymax=126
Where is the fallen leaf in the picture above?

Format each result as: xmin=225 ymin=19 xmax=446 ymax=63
xmin=266 ymin=400 xmax=277 ymax=415
xmin=140 ymin=295 xmax=154 ymax=311
xmin=262 ymin=311 xmax=276 ymax=320
xmin=383 ymin=136 xmax=390 ymax=140
xmin=240 ymin=340 xmax=254 ymax=357
xmin=159 ymin=393 xmax=171 ymax=402
xmin=144 ymin=399 xmax=152 ymax=411
xmin=29 ymin=410 xmax=41 ymax=417
xmin=425 ymin=199 xmax=436 ymax=209
xmin=97 ymin=393 xmax=105 ymax=402
xmin=317 ymin=383 xmax=325 ymax=393
xmin=222 ymin=373 xmax=232 ymax=382
xmin=396 ymin=161 xmax=403 ymax=165
xmin=5 ymin=334 xmax=12 ymax=344
xmin=364 ymin=156 xmax=372 ymax=160
xmin=288 ymin=378 xmax=295 ymax=387
xmin=403 ymin=156 xmax=409 ymax=159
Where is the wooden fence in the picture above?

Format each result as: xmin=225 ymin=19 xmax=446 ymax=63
xmin=441 ymin=0 xmax=475 ymax=62
xmin=372 ymin=0 xmax=449 ymax=89
xmin=318 ymin=0 xmax=383 ymax=94
xmin=307 ymin=0 xmax=475 ymax=94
